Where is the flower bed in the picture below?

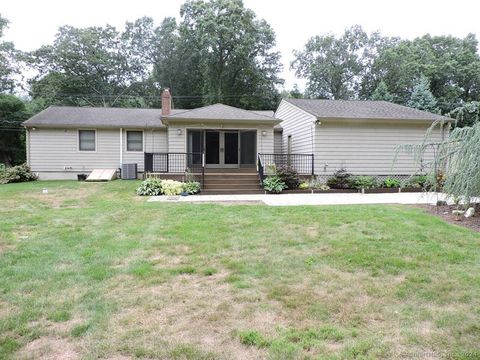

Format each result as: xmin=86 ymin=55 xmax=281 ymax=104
xmin=137 ymin=178 xmax=201 ymax=196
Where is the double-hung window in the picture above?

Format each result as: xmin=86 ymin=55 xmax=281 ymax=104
xmin=78 ymin=130 xmax=96 ymax=151
xmin=127 ymin=131 xmax=143 ymax=151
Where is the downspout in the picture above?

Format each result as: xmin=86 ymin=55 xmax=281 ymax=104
xmin=25 ymin=127 xmax=30 ymax=166
xmin=119 ymin=128 xmax=123 ymax=165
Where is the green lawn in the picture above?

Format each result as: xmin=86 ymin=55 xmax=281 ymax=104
xmin=0 ymin=181 xmax=479 ymax=359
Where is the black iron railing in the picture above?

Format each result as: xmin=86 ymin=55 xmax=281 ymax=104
xmin=257 ymin=154 xmax=265 ymax=186
xmin=144 ymin=152 xmax=205 ymax=185
xmin=258 ymin=153 xmax=314 ymax=176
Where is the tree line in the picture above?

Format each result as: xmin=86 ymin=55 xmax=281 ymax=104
xmin=1 ymin=0 xmax=480 ymax=165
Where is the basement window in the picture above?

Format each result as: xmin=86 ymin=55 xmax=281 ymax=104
xmin=127 ymin=131 xmax=143 ymax=151
xmin=78 ymin=130 xmax=96 ymax=151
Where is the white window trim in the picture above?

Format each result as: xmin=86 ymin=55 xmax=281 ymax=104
xmin=125 ymin=129 xmax=144 ymax=152
xmin=77 ymin=129 xmax=97 ymax=152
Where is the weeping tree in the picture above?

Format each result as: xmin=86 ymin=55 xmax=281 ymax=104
xmin=398 ymin=120 xmax=480 ymax=205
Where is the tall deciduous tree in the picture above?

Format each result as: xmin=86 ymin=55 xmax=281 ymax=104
xmin=0 ymin=94 xmax=27 ymax=166
xmin=175 ymin=0 xmax=283 ymax=109
xmin=29 ymin=23 xmax=156 ymax=108
xmin=291 ymin=26 xmax=395 ymax=100
xmin=0 ymin=15 xmax=21 ymax=93
xmin=367 ymin=34 xmax=480 ymax=113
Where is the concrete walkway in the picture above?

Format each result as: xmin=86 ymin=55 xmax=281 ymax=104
xmin=148 ymin=192 xmax=451 ymax=206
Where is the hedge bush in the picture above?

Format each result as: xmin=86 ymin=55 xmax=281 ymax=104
xmin=0 ymin=163 xmax=38 ymax=184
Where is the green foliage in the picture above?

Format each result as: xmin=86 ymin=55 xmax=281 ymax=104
xmin=308 ymin=178 xmax=330 ymax=190
xmin=370 ymin=80 xmax=394 ymax=102
xmin=449 ymin=101 xmax=480 ymax=127
xmin=408 ymin=175 xmax=428 ymax=188
xmin=238 ymin=330 xmax=269 ymax=347
xmin=292 ymin=25 xmax=394 ymax=99
xmin=399 ymin=121 xmax=480 ymax=202
xmin=298 ymin=182 xmax=309 ymax=190
xmin=407 ymin=75 xmax=439 ymax=113
xmin=161 ymin=179 xmax=184 ymax=196
xmin=383 ymin=177 xmax=401 ymax=188
xmin=349 ymin=176 xmax=378 ymax=189
xmin=177 ymin=0 xmax=283 ymax=109
xmin=136 ymin=178 xmax=163 ymax=196
xmin=0 ymin=15 xmax=21 ymax=93
xmin=0 ymin=163 xmax=37 ymax=184
xmin=326 ymin=168 xmax=352 ymax=189
xmin=0 ymin=94 xmax=29 ymax=166
xmin=182 ymin=181 xmax=201 ymax=194
xmin=276 ymin=165 xmax=300 ymax=189
xmin=137 ymin=178 xmax=201 ymax=196
xmin=263 ymin=176 xmax=287 ymax=193
xmin=29 ymin=21 xmax=156 ymax=108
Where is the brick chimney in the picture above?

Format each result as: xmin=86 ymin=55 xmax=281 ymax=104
xmin=161 ymin=88 xmax=172 ymax=116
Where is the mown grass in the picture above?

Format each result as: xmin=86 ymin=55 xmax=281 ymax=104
xmin=0 ymin=180 xmax=479 ymax=359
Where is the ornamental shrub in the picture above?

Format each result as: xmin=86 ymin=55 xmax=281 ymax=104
xmin=162 ymin=179 xmax=184 ymax=196
xmin=136 ymin=178 xmax=163 ymax=196
xmin=263 ymin=176 xmax=287 ymax=193
xmin=276 ymin=165 xmax=300 ymax=189
xmin=349 ymin=176 xmax=378 ymax=189
xmin=0 ymin=163 xmax=38 ymax=184
xmin=383 ymin=177 xmax=401 ymax=188
xmin=182 ymin=181 xmax=201 ymax=194
xmin=326 ymin=168 xmax=352 ymax=189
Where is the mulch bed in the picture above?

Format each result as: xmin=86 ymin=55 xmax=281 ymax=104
xmin=416 ymin=204 xmax=480 ymax=232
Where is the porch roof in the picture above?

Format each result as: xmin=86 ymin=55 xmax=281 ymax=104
xmin=162 ymin=103 xmax=281 ymax=125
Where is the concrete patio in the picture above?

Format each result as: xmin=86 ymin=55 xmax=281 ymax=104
xmin=148 ymin=192 xmax=452 ymax=206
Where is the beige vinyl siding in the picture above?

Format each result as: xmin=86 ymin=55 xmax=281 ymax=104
xmin=274 ymin=100 xmax=315 ymax=154
xmin=29 ymin=128 xmax=120 ymax=173
xmin=274 ymin=131 xmax=283 ymax=153
xmin=166 ymin=123 xmax=274 ymax=153
xmin=314 ymin=120 xmax=443 ymax=175
xmin=122 ymin=129 xmax=167 ymax=171
xmin=29 ymin=127 xmax=168 ymax=177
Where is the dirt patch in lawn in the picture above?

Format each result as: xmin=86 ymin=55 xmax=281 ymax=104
xmin=17 ymin=336 xmax=79 ymax=360
xmin=102 ymin=271 xmax=288 ymax=359
xmin=27 ymin=184 xmax=98 ymax=209
xmin=416 ymin=204 xmax=480 ymax=232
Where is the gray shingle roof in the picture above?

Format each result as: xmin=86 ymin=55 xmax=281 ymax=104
xmin=22 ymin=106 xmax=186 ymax=128
xmin=163 ymin=103 xmax=278 ymax=122
xmin=284 ymin=99 xmax=453 ymax=122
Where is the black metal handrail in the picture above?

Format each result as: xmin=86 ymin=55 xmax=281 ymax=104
xmin=257 ymin=154 xmax=265 ymax=186
xmin=144 ymin=152 xmax=205 ymax=186
xmin=258 ymin=153 xmax=314 ymax=175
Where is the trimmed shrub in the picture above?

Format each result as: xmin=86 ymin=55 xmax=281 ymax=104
xmin=162 ymin=179 xmax=184 ymax=196
xmin=349 ymin=176 xmax=378 ymax=189
xmin=136 ymin=178 xmax=163 ymax=196
xmin=326 ymin=168 xmax=352 ymax=189
xmin=182 ymin=181 xmax=201 ymax=194
xmin=276 ymin=165 xmax=300 ymax=189
xmin=299 ymin=182 xmax=309 ymax=190
xmin=408 ymin=175 xmax=428 ymax=188
xmin=0 ymin=163 xmax=37 ymax=184
xmin=383 ymin=177 xmax=400 ymax=188
xmin=308 ymin=178 xmax=330 ymax=190
xmin=263 ymin=176 xmax=287 ymax=193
